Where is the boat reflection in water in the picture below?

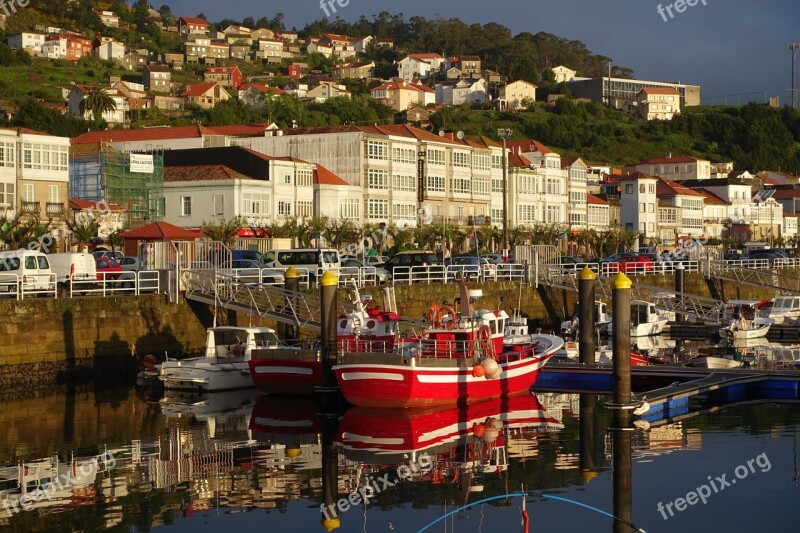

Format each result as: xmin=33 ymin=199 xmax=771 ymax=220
xmin=337 ymin=393 xmax=564 ymax=498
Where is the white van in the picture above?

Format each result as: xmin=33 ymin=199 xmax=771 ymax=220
xmin=262 ymin=248 xmax=341 ymax=281
xmin=48 ymin=253 xmax=98 ymax=294
xmin=0 ymin=250 xmax=54 ymax=294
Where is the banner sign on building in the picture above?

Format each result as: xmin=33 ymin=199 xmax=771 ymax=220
xmin=129 ymin=154 xmax=154 ymax=174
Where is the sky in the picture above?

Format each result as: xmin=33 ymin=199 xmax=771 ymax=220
xmin=161 ymin=0 xmax=800 ymax=104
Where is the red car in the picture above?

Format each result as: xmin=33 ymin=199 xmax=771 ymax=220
xmin=95 ymin=257 xmax=123 ymax=281
xmin=607 ymin=254 xmax=655 ymax=274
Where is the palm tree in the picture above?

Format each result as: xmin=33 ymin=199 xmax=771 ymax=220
xmin=67 ymin=219 xmax=99 ymax=252
xmin=201 ymin=216 xmax=243 ymax=248
xmin=81 ymin=84 xmax=117 ymax=123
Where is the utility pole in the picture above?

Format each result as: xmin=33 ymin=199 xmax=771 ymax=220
xmin=497 ymin=128 xmax=513 ymax=256
xmin=791 ymin=44 xmax=800 ymax=109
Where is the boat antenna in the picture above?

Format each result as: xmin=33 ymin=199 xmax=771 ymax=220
xmin=516 ymin=276 xmax=523 ymax=312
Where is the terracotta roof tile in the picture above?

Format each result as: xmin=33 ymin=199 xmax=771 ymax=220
xmin=69 ymin=198 xmax=126 ymax=211
xmin=120 ymin=221 xmax=199 ymax=240
xmin=695 ymin=188 xmax=730 ymax=205
xmin=314 ymin=164 xmax=349 ymax=186
xmin=587 ymin=194 xmax=608 ymax=205
xmin=506 ymin=139 xmax=552 ymax=154
xmin=164 ymin=165 xmax=250 ymax=182
xmin=657 ymin=176 xmax=705 ymax=197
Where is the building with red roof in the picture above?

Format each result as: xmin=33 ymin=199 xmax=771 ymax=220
xmin=203 ymin=66 xmax=243 ymax=90
xmin=179 ymin=82 xmax=230 ymax=109
xmin=178 ymin=16 xmax=209 ymax=35
xmin=623 ymin=155 xmax=712 ymax=181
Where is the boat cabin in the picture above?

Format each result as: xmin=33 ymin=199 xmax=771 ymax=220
xmin=205 ymin=326 xmax=280 ymax=361
xmin=630 ymin=301 xmax=659 ymax=326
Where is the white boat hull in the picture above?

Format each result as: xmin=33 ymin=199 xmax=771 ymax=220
xmin=159 ymin=359 xmax=254 ymax=391
xmin=690 ymin=356 xmax=742 ymax=369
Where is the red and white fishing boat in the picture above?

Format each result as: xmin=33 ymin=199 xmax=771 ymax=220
xmin=336 ymin=285 xmax=403 ymax=352
xmin=248 ymin=286 xmax=404 ymax=395
xmin=333 ymin=280 xmax=563 ymax=408
xmin=337 ymin=393 xmax=563 ymax=463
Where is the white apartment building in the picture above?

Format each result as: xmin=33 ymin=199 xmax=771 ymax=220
xmin=587 ymin=194 xmax=610 ymax=231
xmin=623 ymin=156 xmax=712 ymax=181
xmin=162 ymin=160 xmax=357 ymax=227
xmin=231 ymin=125 xmax=507 ymax=228
xmin=396 ymin=53 xmax=445 ymax=81
xmin=435 ymin=78 xmax=487 ymax=106
xmin=678 ymin=178 xmax=752 ymax=222
xmin=96 ymin=40 xmax=125 ymax=62
xmin=7 ymin=32 xmax=45 ymax=53
xmin=656 ymin=177 xmax=705 ymax=237
xmin=505 ymin=140 xmax=570 ymax=228
xmin=620 ymin=173 xmax=659 ymax=238
xmin=0 ymin=128 xmax=70 ymax=244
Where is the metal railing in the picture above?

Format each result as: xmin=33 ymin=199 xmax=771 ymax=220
xmin=67 ymin=271 xmax=161 ymax=298
xmin=0 ymin=273 xmax=57 ymax=300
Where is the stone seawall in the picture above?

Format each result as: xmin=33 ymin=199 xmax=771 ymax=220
xmin=0 ymin=273 xmax=779 ymax=395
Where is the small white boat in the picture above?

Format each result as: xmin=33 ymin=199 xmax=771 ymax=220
xmin=559 ymin=301 xmax=611 ymax=336
xmin=607 ymin=301 xmax=670 ymax=337
xmin=159 ymin=326 xmax=283 ymax=391
xmin=719 ymin=300 xmax=773 ymax=340
xmin=504 ymin=308 xmax=535 ymax=345
xmin=767 ymin=295 xmax=800 ymax=325
xmin=689 ymin=356 xmax=742 ymax=369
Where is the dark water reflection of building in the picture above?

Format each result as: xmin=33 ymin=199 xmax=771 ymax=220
xmin=0 ymin=387 xmax=786 ymax=531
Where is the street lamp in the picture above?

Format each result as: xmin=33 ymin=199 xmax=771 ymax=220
xmin=497 ymin=128 xmax=513 ymax=256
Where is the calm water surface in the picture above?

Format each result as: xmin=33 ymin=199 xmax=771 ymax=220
xmin=0 ymin=377 xmax=798 ymax=532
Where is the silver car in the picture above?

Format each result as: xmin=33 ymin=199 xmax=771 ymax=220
xmin=230 ymin=260 xmax=286 ymax=285
xmin=341 ymin=258 xmax=390 ymax=284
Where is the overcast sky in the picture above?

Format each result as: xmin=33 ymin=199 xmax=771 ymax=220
xmin=162 ymin=0 xmax=799 ymax=104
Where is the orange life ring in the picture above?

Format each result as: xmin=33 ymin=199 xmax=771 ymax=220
xmin=428 ymin=305 xmax=441 ymax=327
xmin=436 ymin=305 xmax=457 ymax=330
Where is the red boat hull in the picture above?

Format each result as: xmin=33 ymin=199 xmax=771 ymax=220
xmin=248 ymin=358 xmax=321 ymax=396
xmin=333 ymin=351 xmax=553 ymax=408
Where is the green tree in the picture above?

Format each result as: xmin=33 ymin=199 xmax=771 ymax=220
xmin=67 ymin=219 xmax=99 ymax=252
xmin=201 ymin=217 xmax=244 ymax=248
xmin=81 ymin=85 xmax=117 ymax=123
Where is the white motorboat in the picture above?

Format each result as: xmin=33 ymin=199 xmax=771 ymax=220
xmin=559 ymin=301 xmax=612 ymax=336
xmin=767 ymin=295 xmax=800 ymax=325
xmin=688 ymin=356 xmax=742 ymax=369
xmin=719 ymin=300 xmax=773 ymax=340
xmin=159 ymin=326 xmax=283 ymax=391
xmin=607 ymin=301 xmax=670 ymax=337
xmin=504 ymin=308 xmax=536 ymax=345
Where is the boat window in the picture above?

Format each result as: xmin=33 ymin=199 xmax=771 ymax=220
xmin=215 ymin=329 xmax=248 ymax=346
xmin=255 ymin=331 xmax=280 ymax=346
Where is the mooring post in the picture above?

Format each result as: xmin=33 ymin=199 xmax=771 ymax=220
xmin=579 ymin=393 xmax=597 ymax=480
xmin=283 ymin=266 xmax=300 ymax=342
xmin=612 ymin=272 xmax=632 ymax=407
xmin=320 ymin=409 xmax=340 ymax=532
xmin=611 ymin=409 xmax=633 ymax=533
xmin=317 ymin=271 xmax=339 ymax=414
xmin=578 ymin=266 xmax=597 ymax=364
xmin=674 ymin=261 xmax=685 ymax=323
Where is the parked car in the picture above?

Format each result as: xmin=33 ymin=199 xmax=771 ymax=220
xmin=606 ymin=254 xmax=655 ymax=273
xmin=48 ymin=253 xmax=97 ymax=294
xmin=481 ymin=253 xmax=504 ymax=264
xmin=379 ymin=251 xmax=441 ymax=281
xmin=119 ymin=256 xmax=142 ymax=272
xmin=95 ymin=257 xmax=124 ymax=281
xmin=598 ymin=252 xmax=638 ymax=264
xmin=0 ymin=250 xmax=54 ymax=295
xmin=92 ymin=250 xmax=123 ymax=261
xmin=230 ymin=259 xmax=285 ymax=285
xmin=364 ymin=255 xmax=389 ymax=266
xmin=445 ymin=255 xmax=495 ymax=280
xmin=747 ymin=251 xmax=783 ymax=264
xmin=341 ymin=258 xmax=390 ymax=284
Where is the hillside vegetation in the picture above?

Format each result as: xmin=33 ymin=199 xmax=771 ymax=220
xmin=430 ymin=101 xmax=800 ymax=171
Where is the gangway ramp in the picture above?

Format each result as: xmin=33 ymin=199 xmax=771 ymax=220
xmin=183 ymin=270 xmax=329 ymax=332
xmin=541 ymin=268 xmax=723 ymax=324
xmin=705 ymin=261 xmax=800 ymax=295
